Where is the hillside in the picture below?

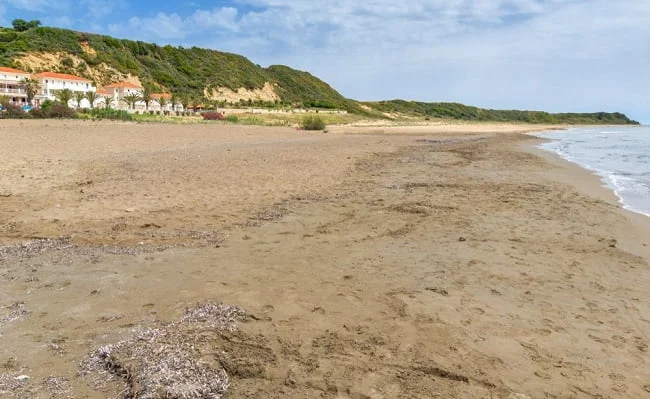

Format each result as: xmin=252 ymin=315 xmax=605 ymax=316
xmin=0 ymin=24 xmax=639 ymax=124
xmin=362 ymin=100 xmax=639 ymax=125
xmin=0 ymin=26 xmax=359 ymax=111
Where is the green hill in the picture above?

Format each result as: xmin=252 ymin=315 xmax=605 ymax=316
xmin=0 ymin=24 xmax=639 ymax=124
xmin=0 ymin=26 xmax=359 ymax=111
xmin=363 ymin=100 xmax=639 ymax=125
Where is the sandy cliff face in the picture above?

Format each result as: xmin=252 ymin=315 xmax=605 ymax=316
xmin=205 ymin=82 xmax=280 ymax=104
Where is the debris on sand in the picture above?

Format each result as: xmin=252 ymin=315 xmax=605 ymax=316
xmin=81 ymin=303 xmax=245 ymax=399
xmin=0 ymin=302 xmax=30 ymax=333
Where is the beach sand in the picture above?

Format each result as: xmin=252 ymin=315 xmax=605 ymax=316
xmin=0 ymin=120 xmax=648 ymax=398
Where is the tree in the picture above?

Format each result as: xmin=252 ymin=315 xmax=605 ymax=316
xmin=158 ymin=95 xmax=168 ymax=111
xmin=12 ymin=19 xmax=41 ymax=32
xmin=19 ymin=78 xmax=40 ymax=105
xmin=180 ymin=95 xmax=190 ymax=112
xmin=121 ymin=93 xmax=142 ymax=110
xmin=54 ymin=89 xmax=74 ymax=107
xmin=85 ymin=91 xmax=98 ymax=109
xmin=0 ymin=95 xmax=10 ymax=107
xmin=170 ymin=92 xmax=179 ymax=112
xmin=141 ymin=87 xmax=152 ymax=110
xmin=105 ymin=95 xmax=118 ymax=110
xmin=73 ymin=91 xmax=86 ymax=109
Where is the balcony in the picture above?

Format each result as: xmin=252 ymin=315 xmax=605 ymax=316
xmin=0 ymin=87 xmax=26 ymax=95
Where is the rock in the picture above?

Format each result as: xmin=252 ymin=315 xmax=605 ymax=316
xmin=459 ymin=237 xmax=466 ymax=242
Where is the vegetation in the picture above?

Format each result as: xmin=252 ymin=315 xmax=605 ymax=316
xmin=19 ymin=77 xmax=40 ymax=105
xmin=85 ymin=91 xmax=98 ymax=108
xmin=54 ymin=89 xmax=73 ymax=106
xmin=121 ymin=93 xmax=142 ymax=110
xmin=202 ymin=112 xmax=225 ymax=121
xmin=11 ymin=19 xmax=41 ymax=32
xmin=0 ymin=25 xmax=356 ymax=110
xmin=73 ymin=91 xmax=86 ymax=109
xmin=300 ymin=115 xmax=326 ymax=130
xmin=363 ymin=100 xmax=639 ymax=125
xmin=89 ymin=108 xmax=132 ymax=121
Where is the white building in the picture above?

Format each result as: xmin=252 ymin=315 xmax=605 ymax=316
xmin=33 ymin=72 xmax=96 ymax=108
xmin=0 ymin=66 xmax=31 ymax=105
xmin=101 ymin=81 xmax=143 ymax=109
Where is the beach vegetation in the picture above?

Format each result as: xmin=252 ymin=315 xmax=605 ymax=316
xmin=202 ymin=112 xmax=225 ymax=121
xmin=89 ymin=108 xmax=132 ymax=121
xmin=300 ymin=115 xmax=326 ymax=130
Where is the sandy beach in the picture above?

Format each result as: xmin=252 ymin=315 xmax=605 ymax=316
xmin=1 ymin=120 xmax=649 ymax=398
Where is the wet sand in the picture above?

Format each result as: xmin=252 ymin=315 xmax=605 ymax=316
xmin=1 ymin=120 xmax=649 ymax=398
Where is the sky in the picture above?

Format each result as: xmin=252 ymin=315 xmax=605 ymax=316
xmin=1 ymin=0 xmax=648 ymax=123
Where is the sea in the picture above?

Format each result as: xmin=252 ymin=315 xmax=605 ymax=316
xmin=534 ymin=126 xmax=650 ymax=217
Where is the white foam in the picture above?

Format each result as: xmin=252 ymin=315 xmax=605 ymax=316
xmin=536 ymin=126 xmax=650 ymax=217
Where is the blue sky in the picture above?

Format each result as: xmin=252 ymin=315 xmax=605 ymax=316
xmin=1 ymin=0 xmax=648 ymax=123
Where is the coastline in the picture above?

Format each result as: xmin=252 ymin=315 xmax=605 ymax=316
xmin=525 ymin=138 xmax=650 ymax=261
xmin=1 ymin=121 xmax=649 ymax=398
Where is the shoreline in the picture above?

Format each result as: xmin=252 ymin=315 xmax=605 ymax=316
xmin=1 ymin=122 xmax=649 ymax=398
xmin=525 ymin=138 xmax=650 ymax=261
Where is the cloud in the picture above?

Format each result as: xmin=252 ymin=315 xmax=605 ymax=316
xmin=80 ymin=0 xmax=123 ymax=19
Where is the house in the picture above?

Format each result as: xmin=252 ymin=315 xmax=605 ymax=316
xmin=33 ymin=72 xmax=96 ymax=108
xmin=102 ymin=81 xmax=143 ymax=109
xmin=0 ymin=66 xmax=31 ymax=105
xmin=151 ymin=93 xmax=174 ymax=111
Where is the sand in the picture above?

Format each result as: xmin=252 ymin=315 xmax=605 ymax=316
xmin=0 ymin=120 xmax=649 ymax=398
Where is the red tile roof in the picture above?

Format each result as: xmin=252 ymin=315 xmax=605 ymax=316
xmin=96 ymin=88 xmax=113 ymax=96
xmin=105 ymin=81 xmax=142 ymax=89
xmin=151 ymin=93 xmax=171 ymax=99
xmin=33 ymin=72 xmax=91 ymax=82
xmin=0 ymin=66 xmax=29 ymax=75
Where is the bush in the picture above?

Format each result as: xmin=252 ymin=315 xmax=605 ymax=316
xmin=225 ymin=115 xmax=239 ymax=123
xmin=89 ymin=108 xmax=132 ymax=121
xmin=300 ymin=115 xmax=326 ymax=130
xmin=45 ymin=104 xmax=78 ymax=118
xmin=202 ymin=112 xmax=225 ymax=121
xmin=0 ymin=103 xmax=29 ymax=119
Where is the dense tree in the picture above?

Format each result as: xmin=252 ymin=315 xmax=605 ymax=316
xmin=12 ymin=19 xmax=41 ymax=32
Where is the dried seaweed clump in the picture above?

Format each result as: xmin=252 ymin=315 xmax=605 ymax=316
xmin=82 ymin=303 xmax=245 ymax=399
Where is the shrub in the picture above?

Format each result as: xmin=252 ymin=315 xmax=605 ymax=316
xmin=89 ymin=108 xmax=132 ymax=121
xmin=300 ymin=115 xmax=326 ymax=130
xmin=225 ymin=115 xmax=239 ymax=123
xmin=0 ymin=103 xmax=30 ymax=119
xmin=202 ymin=112 xmax=225 ymax=121
xmin=45 ymin=104 xmax=78 ymax=118
xmin=156 ymin=110 xmax=161 ymax=115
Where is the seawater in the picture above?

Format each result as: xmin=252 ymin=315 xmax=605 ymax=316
xmin=534 ymin=126 xmax=650 ymax=217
